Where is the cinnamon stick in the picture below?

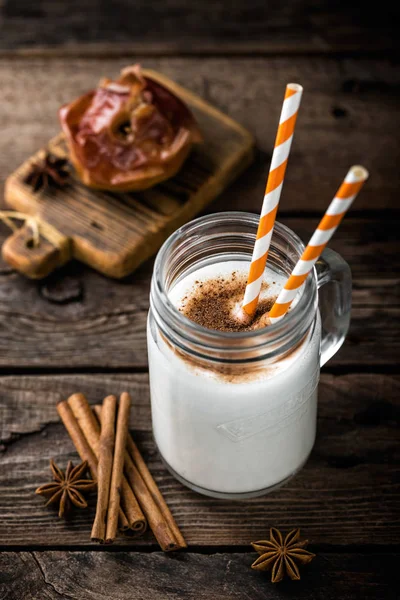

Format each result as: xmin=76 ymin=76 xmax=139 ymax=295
xmin=56 ymin=400 xmax=129 ymax=531
xmin=67 ymin=393 xmax=146 ymax=537
xmin=126 ymin=433 xmax=187 ymax=549
xmin=94 ymin=403 xmax=186 ymax=551
xmin=118 ymin=506 xmax=129 ymax=531
xmin=67 ymin=394 xmax=101 ymax=454
xmin=91 ymin=395 xmax=117 ymax=542
xmin=57 ymin=401 xmax=98 ymax=478
xmin=105 ymin=392 xmax=131 ymax=543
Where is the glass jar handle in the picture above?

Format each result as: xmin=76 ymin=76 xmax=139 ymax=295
xmin=315 ymin=248 xmax=352 ymax=367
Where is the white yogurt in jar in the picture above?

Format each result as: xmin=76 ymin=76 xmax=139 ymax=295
xmin=147 ymin=260 xmax=320 ymax=497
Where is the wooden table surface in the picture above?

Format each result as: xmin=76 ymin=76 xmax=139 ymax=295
xmin=0 ymin=2 xmax=399 ymax=598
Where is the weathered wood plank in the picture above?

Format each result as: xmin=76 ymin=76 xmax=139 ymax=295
xmin=0 ymin=551 xmax=398 ymax=600
xmin=0 ymin=57 xmax=398 ymax=212
xmin=0 ymin=373 xmax=398 ymax=546
xmin=0 ymin=218 xmax=398 ymax=369
xmin=0 ymin=0 xmax=397 ymax=55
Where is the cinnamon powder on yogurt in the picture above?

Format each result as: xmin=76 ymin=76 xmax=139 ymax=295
xmin=178 ymin=271 xmax=275 ymax=332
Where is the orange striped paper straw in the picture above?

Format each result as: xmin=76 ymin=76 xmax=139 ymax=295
xmin=241 ymin=83 xmax=303 ymax=321
xmin=269 ymin=165 xmax=369 ymax=323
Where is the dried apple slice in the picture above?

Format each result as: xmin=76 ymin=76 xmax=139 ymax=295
xmin=59 ymin=65 xmax=202 ymax=191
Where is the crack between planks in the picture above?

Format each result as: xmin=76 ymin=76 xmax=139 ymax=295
xmin=0 ymin=365 xmax=149 ymax=376
xmin=0 ymin=306 xmax=147 ymax=322
xmin=2 ymin=543 xmax=400 ymax=554
xmin=31 ymin=552 xmax=71 ymax=600
xmin=321 ymin=364 xmax=400 ymax=376
xmin=0 ymin=47 xmax=398 ymax=60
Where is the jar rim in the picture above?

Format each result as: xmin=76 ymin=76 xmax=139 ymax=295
xmin=151 ymin=212 xmax=318 ymax=360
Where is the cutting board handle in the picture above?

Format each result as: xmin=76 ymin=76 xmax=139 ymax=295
xmin=2 ymin=224 xmax=69 ymax=279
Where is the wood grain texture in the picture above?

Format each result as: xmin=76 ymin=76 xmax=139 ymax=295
xmin=0 ymin=0 xmax=397 ymax=55
xmin=0 ymin=551 xmax=398 ymax=599
xmin=0 ymin=218 xmax=398 ymax=369
xmin=0 ymin=373 xmax=398 ymax=547
xmin=0 ymin=57 xmax=398 ymax=214
xmin=4 ymin=70 xmax=254 ymax=279
xmin=0 ymin=29 xmax=397 ymax=598
xmin=2 ymin=222 xmax=68 ymax=278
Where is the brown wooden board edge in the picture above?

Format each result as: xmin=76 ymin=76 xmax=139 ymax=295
xmin=3 ymin=71 xmax=255 ymax=279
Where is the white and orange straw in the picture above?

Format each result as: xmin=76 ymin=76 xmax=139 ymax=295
xmin=268 ymin=165 xmax=369 ymax=323
xmin=240 ymin=83 xmax=303 ymax=321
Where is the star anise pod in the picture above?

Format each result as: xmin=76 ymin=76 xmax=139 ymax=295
xmin=35 ymin=459 xmax=96 ymax=518
xmin=251 ymin=528 xmax=315 ymax=583
xmin=25 ymin=152 xmax=69 ymax=192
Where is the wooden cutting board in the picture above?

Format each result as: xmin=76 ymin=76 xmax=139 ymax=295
xmin=3 ymin=69 xmax=255 ymax=279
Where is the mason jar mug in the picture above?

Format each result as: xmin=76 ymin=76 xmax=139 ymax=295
xmin=147 ymin=213 xmax=352 ymax=499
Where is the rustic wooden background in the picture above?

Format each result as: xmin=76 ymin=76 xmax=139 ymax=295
xmin=0 ymin=1 xmax=399 ymax=599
